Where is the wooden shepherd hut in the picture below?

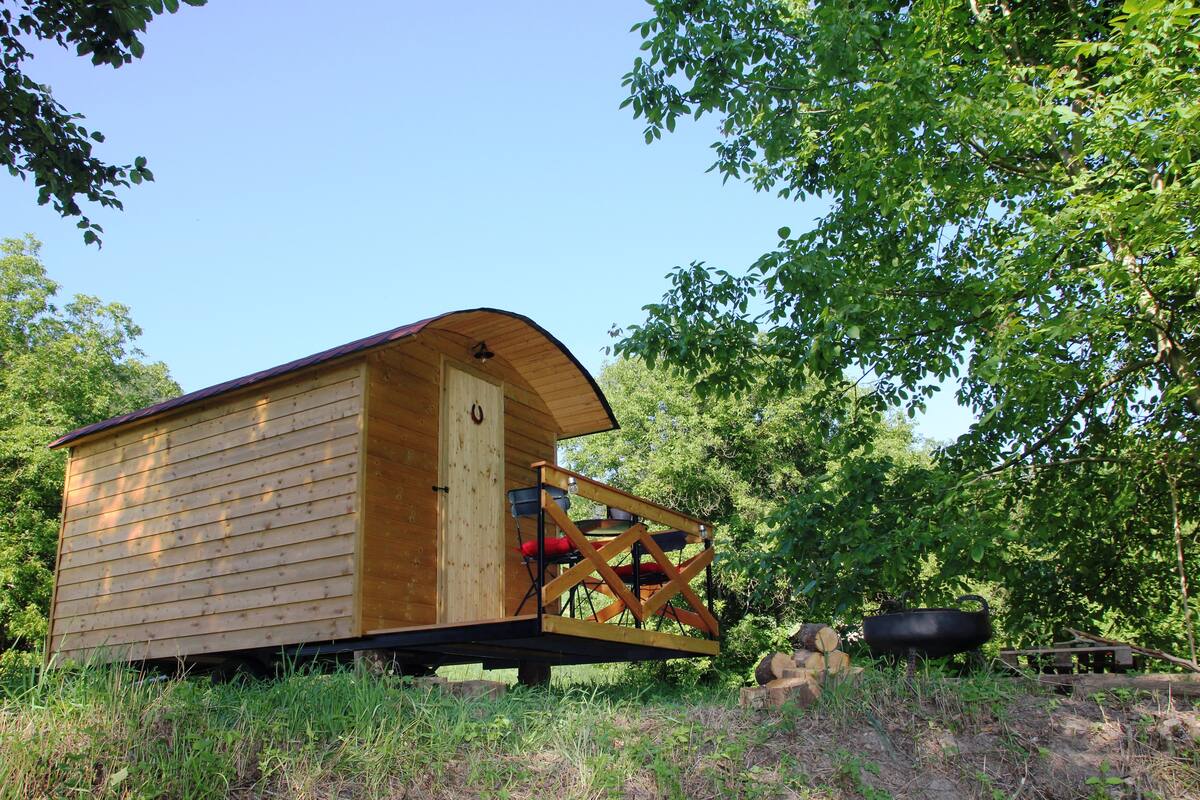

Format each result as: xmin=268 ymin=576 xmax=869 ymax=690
xmin=47 ymin=309 xmax=718 ymax=678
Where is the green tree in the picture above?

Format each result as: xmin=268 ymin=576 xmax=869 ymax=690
xmin=561 ymin=359 xmax=954 ymax=648
xmin=1 ymin=0 xmax=205 ymax=245
xmin=0 ymin=235 xmax=177 ymax=658
xmin=616 ymin=1 xmax=1200 ymax=651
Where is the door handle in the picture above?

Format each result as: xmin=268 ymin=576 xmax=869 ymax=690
xmin=432 ymin=485 xmax=449 ymax=494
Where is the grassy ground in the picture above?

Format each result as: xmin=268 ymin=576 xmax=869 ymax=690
xmin=2 ymin=660 xmax=1199 ymax=799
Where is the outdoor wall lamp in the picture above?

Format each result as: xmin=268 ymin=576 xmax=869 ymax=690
xmin=473 ymin=341 xmax=494 ymax=363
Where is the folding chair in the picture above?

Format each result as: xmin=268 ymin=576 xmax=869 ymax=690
xmin=508 ymin=485 xmax=597 ymax=619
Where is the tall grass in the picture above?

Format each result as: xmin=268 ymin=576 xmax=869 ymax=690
xmin=0 ymin=659 xmax=715 ymax=799
xmin=2 ymin=659 xmax=1195 ymax=799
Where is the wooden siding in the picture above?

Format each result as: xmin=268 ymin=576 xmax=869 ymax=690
xmin=49 ymin=363 xmax=364 ymax=661
xmin=427 ymin=311 xmax=612 ymax=438
xmin=359 ymin=331 xmax=557 ymax=632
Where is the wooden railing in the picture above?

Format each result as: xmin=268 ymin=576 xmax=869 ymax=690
xmin=530 ymin=462 xmax=718 ymax=640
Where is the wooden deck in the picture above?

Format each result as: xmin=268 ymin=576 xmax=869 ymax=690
xmin=280 ymin=460 xmax=722 ymax=671
xmin=287 ymin=614 xmax=718 ymax=668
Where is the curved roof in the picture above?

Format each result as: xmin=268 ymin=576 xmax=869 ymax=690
xmin=50 ymin=308 xmax=617 ymax=448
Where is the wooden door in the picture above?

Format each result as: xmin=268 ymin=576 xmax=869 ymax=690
xmin=438 ymin=363 xmax=505 ymax=623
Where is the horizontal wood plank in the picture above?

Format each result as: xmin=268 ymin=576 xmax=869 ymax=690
xmin=52 ymin=594 xmax=354 ymax=652
xmin=54 ymin=554 xmax=354 ymax=619
xmin=57 ymin=513 xmax=358 ymax=587
xmin=64 ymin=471 xmax=357 ymax=551
xmin=50 ymin=358 xmax=366 ymax=665
xmin=67 ymin=434 xmax=358 ymax=521
xmin=540 ymin=614 xmax=719 ymax=656
xmin=536 ymin=463 xmax=712 ymax=537
xmin=56 ymin=575 xmax=354 ymax=636
xmin=56 ymin=532 xmax=356 ymax=603
xmin=69 ymin=399 xmax=362 ymax=494
xmin=71 ymin=377 xmax=362 ymax=474
xmin=69 ymin=416 xmax=359 ymax=500
xmin=70 ymin=363 xmax=361 ymax=459
xmin=60 ymin=492 xmax=356 ymax=569
xmin=57 ymin=617 xmax=355 ymax=663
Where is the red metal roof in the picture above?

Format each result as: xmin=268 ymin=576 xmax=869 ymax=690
xmin=50 ymin=308 xmax=616 ymax=448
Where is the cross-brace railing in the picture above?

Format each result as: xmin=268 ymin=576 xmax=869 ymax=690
xmin=531 ymin=462 xmax=718 ymax=639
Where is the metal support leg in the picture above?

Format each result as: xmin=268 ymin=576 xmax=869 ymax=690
xmin=632 ymin=542 xmax=643 ymax=629
xmin=536 ymin=469 xmax=546 ymax=624
xmin=703 ymin=530 xmax=714 ymax=639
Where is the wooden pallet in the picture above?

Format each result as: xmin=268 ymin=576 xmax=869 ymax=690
xmin=1000 ymin=637 xmax=1138 ymax=674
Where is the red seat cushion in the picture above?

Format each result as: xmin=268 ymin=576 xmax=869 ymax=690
xmin=518 ymin=537 xmax=576 ymax=558
xmin=613 ymin=560 xmax=668 ymax=582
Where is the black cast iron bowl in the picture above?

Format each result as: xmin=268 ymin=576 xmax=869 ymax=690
xmin=863 ymin=595 xmax=992 ymax=659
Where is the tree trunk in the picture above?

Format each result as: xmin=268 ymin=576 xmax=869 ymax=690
xmin=1166 ymin=467 xmax=1197 ymax=667
xmin=1112 ymin=242 xmax=1200 ymax=415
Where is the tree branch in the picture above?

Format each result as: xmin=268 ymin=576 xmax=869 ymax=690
xmin=967 ymin=356 xmax=1156 ymax=481
xmin=960 ymin=136 xmax=1062 ymax=183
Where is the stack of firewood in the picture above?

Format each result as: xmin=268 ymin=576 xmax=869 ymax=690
xmin=740 ymin=623 xmax=863 ymax=710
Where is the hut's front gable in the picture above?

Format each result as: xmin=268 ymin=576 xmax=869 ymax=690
xmin=50 ymin=363 xmax=365 ymax=661
xmin=358 ymin=328 xmax=557 ymax=632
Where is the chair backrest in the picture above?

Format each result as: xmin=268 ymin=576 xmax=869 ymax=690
xmin=507 ymin=485 xmax=568 ymax=520
xmin=649 ymin=529 xmax=689 ymax=553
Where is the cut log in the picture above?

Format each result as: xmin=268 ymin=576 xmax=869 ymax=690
xmin=825 ymin=666 xmax=865 ymax=687
xmin=411 ymin=675 xmax=447 ymax=689
xmin=793 ymin=623 xmax=841 ymax=653
xmin=823 ymin=650 xmax=852 ymax=674
xmin=765 ymin=676 xmax=822 ymax=708
xmin=792 ymin=623 xmax=829 ymax=650
xmin=814 ymin=627 xmax=841 ymax=654
xmin=783 ymin=664 xmax=863 ymax=686
xmin=755 ymin=652 xmax=796 ymax=686
xmin=785 ymin=658 xmax=854 ymax=682
xmin=796 ymin=652 xmax=825 ymax=671
xmin=794 ymin=649 xmax=825 ymax=671
xmin=739 ymin=685 xmax=770 ymax=710
xmin=446 ymin=680 xmax=507 ymax=700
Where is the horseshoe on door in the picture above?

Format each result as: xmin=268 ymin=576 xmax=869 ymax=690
xmin=470 ymin=402 xmax=485 ymax=425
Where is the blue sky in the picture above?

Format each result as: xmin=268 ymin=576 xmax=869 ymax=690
xmin=1 ymin=1 xmax=973 ymax=442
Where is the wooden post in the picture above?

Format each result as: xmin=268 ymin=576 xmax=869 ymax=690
xmin=518 ymin=661 xmax=551 ymax=687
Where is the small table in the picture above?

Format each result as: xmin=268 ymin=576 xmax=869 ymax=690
xmin=576 ymin=518 xmax=635 ymax=536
